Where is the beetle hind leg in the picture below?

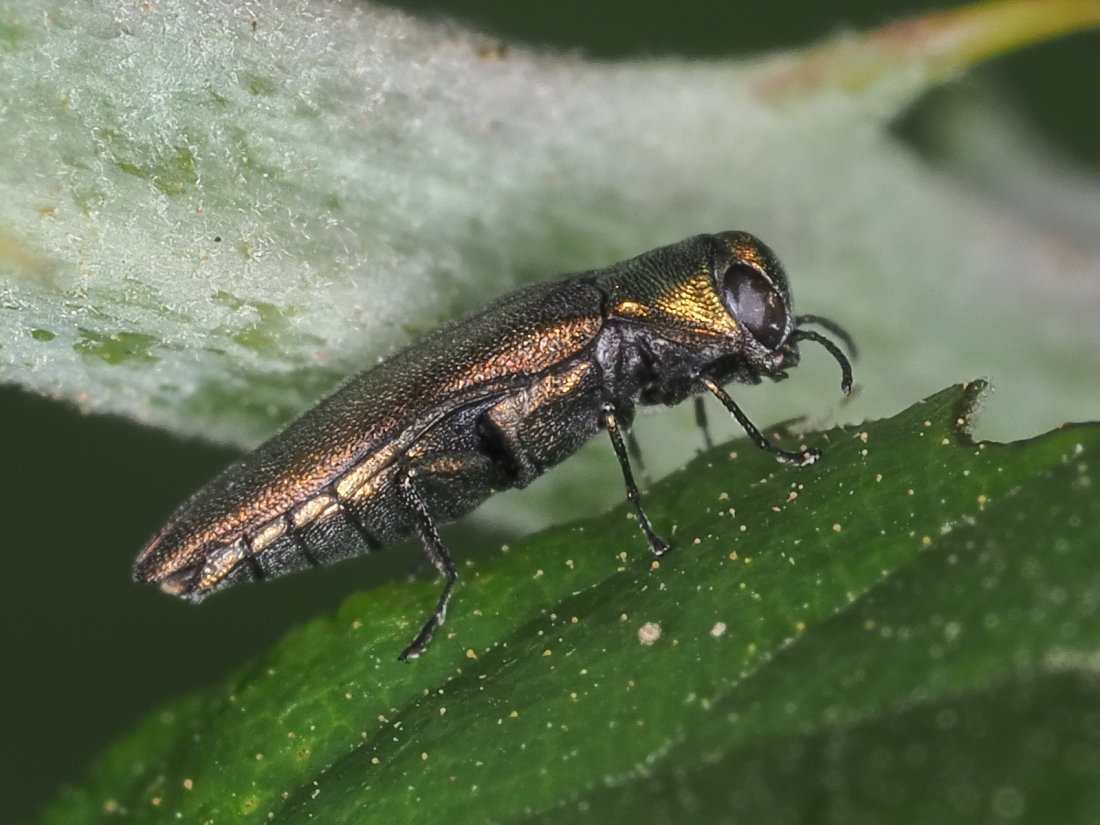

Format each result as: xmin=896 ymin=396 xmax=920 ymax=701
xmin=396 ymin=470 xmax=459 ymax=662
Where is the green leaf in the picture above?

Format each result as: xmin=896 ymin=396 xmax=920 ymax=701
xmin=40 ymin=382 xmax=1100 ymax=823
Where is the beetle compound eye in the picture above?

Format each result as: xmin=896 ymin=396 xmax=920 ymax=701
xmin=722 ymin=263 xmax=788 ymax=350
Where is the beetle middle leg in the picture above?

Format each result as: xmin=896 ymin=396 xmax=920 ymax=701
xmin=693 ymin=396 xmax=714 ymax=451
xmin=396 ymin=469 xmax=459 ymax=662
xmin=623 ymin=428 xmax=652 ymax=488
xmin=601 ymin=401 xmax=670 ymax=556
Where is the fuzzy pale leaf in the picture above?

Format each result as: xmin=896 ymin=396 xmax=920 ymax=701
xmin=2 ymin=1 xmax=1098 ymax=463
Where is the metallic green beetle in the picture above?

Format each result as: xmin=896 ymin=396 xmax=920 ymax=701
xmin=135 ymin=231 xmax=854 ymax=660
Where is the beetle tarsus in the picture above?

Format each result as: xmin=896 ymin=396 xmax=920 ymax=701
xmin=782 ymin=446 xmax=820 ymax=466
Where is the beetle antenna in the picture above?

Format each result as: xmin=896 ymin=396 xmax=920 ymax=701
xmin=795 ymin=314 xmax=857 ymax=358
xmin=790 ymin=329 xmax=853 ymax=395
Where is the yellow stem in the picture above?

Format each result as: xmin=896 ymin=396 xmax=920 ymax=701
xmin=757 ymin=0 xmax=1100 ymax=100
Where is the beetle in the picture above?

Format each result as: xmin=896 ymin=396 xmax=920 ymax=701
xmin=134 ymin=231 xmax=854 ymax=660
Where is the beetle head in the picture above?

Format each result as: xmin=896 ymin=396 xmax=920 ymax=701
xmin=710 ymin=230 xmax=795 ymax=375
xmin=714 ymin=232 xmax=855 ymax=393
xmin=604 ymin=231 xmax=853 ymax=397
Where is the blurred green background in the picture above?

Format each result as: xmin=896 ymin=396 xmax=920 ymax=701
xmin=3 ymin=1 xmax=1097 ymax=822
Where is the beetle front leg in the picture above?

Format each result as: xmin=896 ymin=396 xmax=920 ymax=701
xmin=700 ymin=378 xmax=819 ymax=466
xmin=601 ymin=401 xmax=670 ymax=557
xmin=397 ymin=469 xmax=459 ymax=662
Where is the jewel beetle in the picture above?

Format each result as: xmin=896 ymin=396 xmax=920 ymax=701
xmin=134 ymin=231 xmax=854 ymax=660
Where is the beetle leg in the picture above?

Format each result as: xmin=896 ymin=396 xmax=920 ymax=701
xmin=623 ymin=427 xmax=652 ymax=487
xmin=699 ymin=378 xmax=819 ymax=466
xmin=397 ymin=469 xmax=459 ymax=662
xmin=693 ymin=396 xmax=714 ymax=451
xmin=601 ymin=401 xmax=670 ymax=556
